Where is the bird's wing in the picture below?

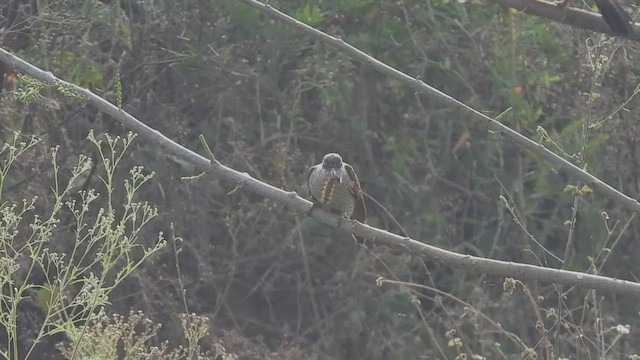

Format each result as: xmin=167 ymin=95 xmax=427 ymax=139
xmin=594 ymin=0 xmax=634 ymax=36
xmin=306 ymin=164 xmax=321 ymax=203
xmin=345 ymin=164 xmax=367 ymax=224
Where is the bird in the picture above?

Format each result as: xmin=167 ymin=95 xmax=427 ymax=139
xmin=560 ymin=0 xmax=634 ymax=36
xmin=306 ymin=153 xmax=367 ymax=243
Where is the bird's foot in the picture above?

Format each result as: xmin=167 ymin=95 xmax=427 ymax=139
xmin=336 ymin=216 xmax=366 ymax=244
xmin=306 ymin=202 xmax=321 ymax=217
xmin=334 ymin=212 xmax=349 ymax=228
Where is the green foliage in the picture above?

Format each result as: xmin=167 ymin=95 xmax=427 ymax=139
xmin=56 ymin=51 xmax=104 ymax=87
xmin=0 ymin=132 xmax=166 ymax=359
xmin=383 ymin=136 xmax=417 ymax=177
xmin=115 ymin=72 xmax=122 ymax=110
xmin=12 ymin=76 xmax=48 ymax=104
xmin=217 ymin=0 xmax=263 ymax=39
xmin=339 ymin=0 xmax=375 ymax=10
xmin=55 ymin=80 xmax=87 ymax=102
xmin=295 ymin=4 xmax=324 ymax=27
xmin=12 ymin=75 xmax=86 ymax=105
xmin=78 ymin=0 xmax=132 ymax=50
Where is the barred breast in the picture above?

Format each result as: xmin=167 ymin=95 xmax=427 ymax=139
xmin=308 ymin=168 xmax=355 ymax=218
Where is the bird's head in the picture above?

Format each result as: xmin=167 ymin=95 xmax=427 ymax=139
xmin=321 ymin=153 xmax=344 ymax=182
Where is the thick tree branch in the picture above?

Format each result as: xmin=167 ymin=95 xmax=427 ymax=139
xmin=1 ymin=47 xmax=640 ymax=297
xmin=487 ymin=0 xmax=639 ymax=39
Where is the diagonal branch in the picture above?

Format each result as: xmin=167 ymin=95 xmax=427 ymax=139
xmin=1 ymin=46 xmax=639 ymax=297
xmin=487 ymin=0 xmax=639 ymax=39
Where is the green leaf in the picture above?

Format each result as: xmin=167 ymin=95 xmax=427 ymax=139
xmin=295 ymin=4 xmax=324 ymax=27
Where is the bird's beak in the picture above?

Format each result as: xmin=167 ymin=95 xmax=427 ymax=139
xmin=327 ymin=169 xmax=342 ymax=182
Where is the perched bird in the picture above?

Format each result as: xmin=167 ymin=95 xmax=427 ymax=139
xmin=307 ymin=153 xmax=367 ymax=242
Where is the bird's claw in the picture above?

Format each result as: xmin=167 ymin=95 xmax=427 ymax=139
xmin=306 ymin=202 xmax=321 ymax=217
xmin=335 ymin=214 xmax=350 ymax=228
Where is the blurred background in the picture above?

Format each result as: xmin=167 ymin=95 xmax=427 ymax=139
xmin=2 ymin=0 xmax=640 ymax=358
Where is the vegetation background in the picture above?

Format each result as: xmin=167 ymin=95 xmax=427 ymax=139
xmin=2 ymin=0 xmax=640 ymax=358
